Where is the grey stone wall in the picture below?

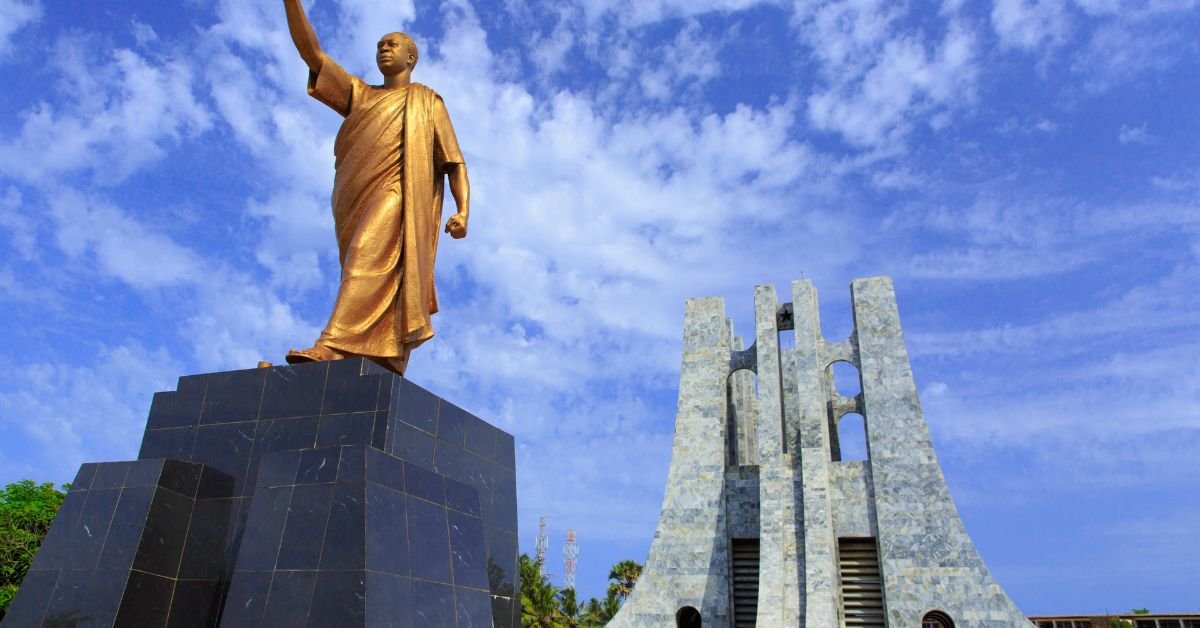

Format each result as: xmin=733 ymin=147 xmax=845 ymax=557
xmin=752 ymin=286 xmax=803 ymax=626
xmin=608 ymin=298 xmax=732 ymax=627
xmin=852 ymin=278 xmax=1029 ymax=627
xmin=612 ymin=278 xmax=1029 ymax=628
xmin=724 ymin=468 xmax=759 ymax=540
xmin=829 ymin=461 xmax=875 ymax=539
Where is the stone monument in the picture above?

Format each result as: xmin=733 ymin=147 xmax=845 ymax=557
xmin=2 ymin=360 xmax=518 ymax=627
xmin=609 ymin=277 xmax=1028 ymax=627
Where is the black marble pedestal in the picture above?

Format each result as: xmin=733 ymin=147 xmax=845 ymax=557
xmin=3 ymin=359 xmax=518 ymax=628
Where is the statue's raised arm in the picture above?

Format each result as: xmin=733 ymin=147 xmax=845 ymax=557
xmin=283 ymin=0 xmax=323 ymax=73
xmin=281 ymin=5 xmax=470 ymax=376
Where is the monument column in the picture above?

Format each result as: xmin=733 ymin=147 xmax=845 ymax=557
xmin=853 ymin=277 xmax=1028 ymax=626
xmin=609 ymin=297 xmax=732 ymax=626
xmin=792 ymin=279 xmax=839 ymax=627
xmin=752 ymin=285 xmax=802 ymax=626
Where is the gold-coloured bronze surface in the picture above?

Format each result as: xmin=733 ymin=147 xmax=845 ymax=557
xmin=281 ymin=1 xmax=470 ymax=375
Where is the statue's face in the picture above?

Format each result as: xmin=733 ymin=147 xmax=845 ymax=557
xmin=376 ymin=33 xmax=414 ymax=75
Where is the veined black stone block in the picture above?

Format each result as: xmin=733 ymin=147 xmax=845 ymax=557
xmin=4 ymin=459 xmax=210 ymax=628
xmin=222 ymin=444 xmax=495 ymax=626
xmin=3 ymin=359 xmax=518 ymax=628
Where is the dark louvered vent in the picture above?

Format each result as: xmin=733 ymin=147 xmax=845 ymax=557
xmin=838 ymin=537 xmax=886 ymax=627
xmin=731 ymin=538 xmax=760 ymax=627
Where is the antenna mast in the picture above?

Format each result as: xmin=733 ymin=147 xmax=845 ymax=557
xmin=563 ymin=528 xmax=579 ymax=590
xmin=534 ymin=516 xmax=549 ymax=572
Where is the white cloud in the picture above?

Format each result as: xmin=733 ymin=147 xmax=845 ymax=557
xmin=0 ymin=9 xmax=326 ymax=379
xmin=909 ymin=261 xmax=1200 ymax=494
xmin=0 ymin=342 xmax=181 ymax=486
xmin=1118 ymin=122 xmax=1151 ymax=144
xmin=796 ymin=2 xmax=980 ymax=149
xmin=1071 ymin=19 xmax=1182 ymax=93
xmin=576 ymin=0 xmax=781 ymax=27
xmin=0 ymin=0 xmax=40 ymax=58
xmin=991 ymin=0 xmax=1072 ymax=51
xmin=0 ymin=43 xmax=210 ymax=185
xmin=1151 ymin=173 xmax=1200 ymax=192
xmin=1034 ymin=117 xmax=1058 ymax=133
xmin=637 ymin=19 xmax=723 ymax=102
xmin=130 ymin=18 xmax=158 ymax=46
xmin=988 ymin=0 xmax=1197 ymax=92
xmin=0 ymin=186 xmax=35 ymax=260
xmin=912 ymin=263 xmax=1199 ymax=360
xmin=182 ymin=279 xmax=318 ymax=371
xmin=525 ymin=5 xmax=575 ymax=79
xmin=884 ymin=197 xmax=1199 ymax=280
xmin=1072 ymin=0 xmax=1198 ymax=16
xmin=245 ymin=192 xmax=332 ymax=294
xmin=870 ymin=166 xmax=922 ymax=190
xmin=43 ymin=190 xmax=204 ymax=290
xmin=996 ymin=116 xmax=1060 ymax=135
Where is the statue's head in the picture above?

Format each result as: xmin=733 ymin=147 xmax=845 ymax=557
xmin=376 ymin=32 xmax=418 ymax=76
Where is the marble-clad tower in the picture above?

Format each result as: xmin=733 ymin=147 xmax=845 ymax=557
xmin=610 ymin=277 xmax=1028 ymax=628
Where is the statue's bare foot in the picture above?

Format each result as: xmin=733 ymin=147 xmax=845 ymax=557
xmin=285 ymin=344 xmax=345 ymax=364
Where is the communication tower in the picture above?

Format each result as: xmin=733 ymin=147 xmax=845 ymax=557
xmin=563 ymin=529 xmax=579 ymax=590
xmin=534 ymin=516 xmax=549 ymax=571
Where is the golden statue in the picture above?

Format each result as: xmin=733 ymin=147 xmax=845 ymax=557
xmin=281 ymin=0 xmax=470 ymax=375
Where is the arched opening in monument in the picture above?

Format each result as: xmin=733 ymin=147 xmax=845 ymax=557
xmin=922 ymin=610 xmax=956 ymax=627
xmin=833 ymin=412 xmax=868 ymax=461
xmin=832 ymin=360 xmax=861 ymax=397
xmin=727 ymin=368 xmax=758 ymax=466
xmin=675 ymin=605 xmax=702 ymax=627
xmin=819 ymin=294 xmax=854 ymax=343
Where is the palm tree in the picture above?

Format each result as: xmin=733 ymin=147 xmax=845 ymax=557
xmin=600 ymin=590 xmax=622 ymax=621
xmin=518 ymin=555 xmax=644 ymax=627
xmin=606 ymin=559 xmax=643 ymax=601
xmin=580 ymin=590 xmax=624 ymax=625
xmin=579 ymin=597 xmax=604 ymax=627
xmin=557 ymin=587 xmax=581 ymax=627
xmin=519 ymin=553 xmax=561 ymax=627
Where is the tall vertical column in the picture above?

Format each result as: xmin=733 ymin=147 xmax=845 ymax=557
xmin=853 ymin=277 xmax=1027 ymax=626
xmin=728 ymin=331 xmax=758 ymax=467
xmin=792 ymin=279 xmax=839 ymax=627
xmin=753 ymin=285 xmax=802 ymax=626
xmin=609 ymin=298 xmax=732 ymax=627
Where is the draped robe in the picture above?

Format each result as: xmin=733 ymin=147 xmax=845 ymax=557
xmin=307 ymin=56 xmax=464 ymax=371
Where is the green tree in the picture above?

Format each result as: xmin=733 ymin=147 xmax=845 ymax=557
xmin=0 ymin=480 xmax=67 ymax=619
xmin=606 ymin=559 xmax=643 ymax=601
xmin=578 ymin=590 xmax=623 ymax=626
xmin=520 ymin=553 xmax=561 ymax=627
xmin=576 ymin=559 xmax=644 ymax=626
xmin=579 ymin=596 xmax=605 ymax=627
xmin=557 ymin=586 xmax=581 ymax=627
xmin=520 ymin=555 xmax=643 ymax=627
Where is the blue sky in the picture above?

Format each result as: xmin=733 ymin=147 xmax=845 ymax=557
xmin=0 ymin=0 xmax=1197 ymax=615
